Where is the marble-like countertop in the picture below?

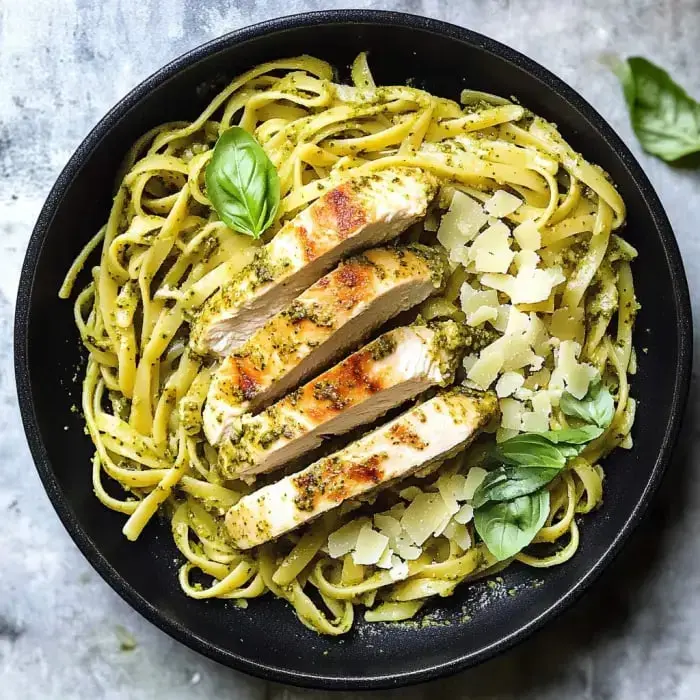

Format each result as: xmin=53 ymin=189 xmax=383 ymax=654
xmin=1 ymin=1 xmax=698 ymax=698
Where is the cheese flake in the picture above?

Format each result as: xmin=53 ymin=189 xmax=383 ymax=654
xmin=483 ymin=190 xmax=522 ymax=217
xmin=513 ymin=220 xmax=542 ymax=250
xmin=467 ymin=305 xmax=499 ymax=327
xmin=495 ymin=371 xmax=525 ymax=398
xmin=500 ymin=398 xmax=524 ymax=431
xmin=327 ymin=519 xmax=369 ymax=558
xmin=352 ymin=525 xmax=390 ymax=565
xmin=401 ymin=493 xmax=451 ymax=546
xmin=462 ymin=467 xmax=487 ymax=500
xmin=437 ymin=191 xmax=488 ymax=249
xmin=467 ymin=345 xmax=505 ymax=389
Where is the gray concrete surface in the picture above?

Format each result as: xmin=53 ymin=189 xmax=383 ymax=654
xmin=1 ymin=1 xmax=699 ymax=698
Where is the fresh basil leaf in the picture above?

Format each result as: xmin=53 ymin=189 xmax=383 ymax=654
xmin=205 ymin=126 xmax=280 ymax=238
xmin=474 ymin=490 xmax=550 ymax=561
xmin=495 ymin=434 xmax=566 ymax=469
xmin=617 ymin=57 xmax=700 ymax=162
xmin=471 ymin=465 xmax=560 ymax=508
xmin=560 ymin=381 xmax=614 ymax=429
xmin=540 ymin=425 xmax=604 ymax=445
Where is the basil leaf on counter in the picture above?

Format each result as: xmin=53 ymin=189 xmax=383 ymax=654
xmin=617 ymin=57 xmax=700 ymax=162
xmin=471 ymin=465 xmax=560 ymax=509
xmin=205 ymin=126 xmax=280 ymax=238
xmin=474 ymin=490 xmax=550 ymax=561
xmin=560 ymin=381 xmax=615 ymax=429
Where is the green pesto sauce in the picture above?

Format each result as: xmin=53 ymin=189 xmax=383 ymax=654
xmin=368 ymin=333 xmax=398 ymax=362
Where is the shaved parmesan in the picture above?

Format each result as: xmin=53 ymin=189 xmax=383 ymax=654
xmin=501 ymin=335 xmax=537 ymax=372
xmin=389 ymin=556 xmax=410 ymax=581
xmin=482 ymin=265 xmax=565 ymax=305
xmin=513 ymin=220 xmax=542 ymax=250
xmin=505 ymin=308 xmax=531 ymax=336
xmin=376 ymin=545 xmax=394 ymax=569
xmin=467 ymin=305 xmax=499 ymax=326
xmin=531 ymin=390 xmax=553 ymax=416
xmin=437 ymin=191 xmax=488 ymax=249
xmin=550 ymin=340 xmax=597 ymax=399
xmin=549 ymin=305 xmax=585 ymax=343
xmin=374 ymin=513 xmax=402 ymax=539
xmin=401 ymin=493 xmax=451 ymax=546
xmin=352 ymin=525 xmax=389 ymax=565
xmin=484 ymin=190 xmax=522 ymax=217
xmin=496 ymin=371 xmax=525 ymax=398
xmin=437 ymin=475 xmax=461 ymax=515
xmin=444 ymin=520 xmax=472 ymax=550
xmin=493 ymin=304 xmax=512 ymax=332
xmin=453 ymin=503 xmax=475 ymax=525
xmin=500 ymin=398 xmax=524 ymax=431
xmin=467 ymin=345 xmax=505 ymax=389
xmin=514 ymin=249 xmax=541 ymax=270
xmin=394 ymin=534 xmax=422 ymax=561
xmin=470 ymin=221 xmax=515 ymax=274
xmin=460 ymin=281 xmax=499 ymax=315
xmin=327 ymin=518 xmax=369 ymax=558
xmin=462 ymin=467 xmax=487 ymax=500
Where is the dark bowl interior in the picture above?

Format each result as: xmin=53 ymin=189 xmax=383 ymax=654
xmin=14 ymin=10 xmax=692 ymax=690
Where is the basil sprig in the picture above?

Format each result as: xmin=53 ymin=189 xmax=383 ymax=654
xmin=472 ymin=383 xmax=614 ymax=561
xmin=205 ymin=126 xmax=280 ymax=239
xmin=616 ymin=57 xmax=700 ymax=162
xmin=559 ymin=380 xmax=614 ymax=429
xmin=473 ymin=491 xmax=550 ymax=562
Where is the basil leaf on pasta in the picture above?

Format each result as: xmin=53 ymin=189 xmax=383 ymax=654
xmin=617 ymin=57 xmax=700 ymax=162
xmin=540 ymin=425 xmax=604 ymax=444
xmin=471 ymin=465 xmax=560 ymax=509
xmin=205 ymin=126 xmax=280 ymax=238
xmin=495 ymin=433 xmax=567 ymax=469
xmin=474 ymin=490 xmax=550 ymax=561
xmin=560 ymin=381 xmax=615 ymax=429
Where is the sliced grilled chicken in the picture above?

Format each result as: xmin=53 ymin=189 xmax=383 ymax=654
xmin=191 ymin=168 xmax=438 ymax=357
xmin=203 ymin=244 xmax=448 ymax=445
xmin=226 ymin=388 xmax=498 ymax=549
xmin=218 ymin=321 xmax=467 ymax=478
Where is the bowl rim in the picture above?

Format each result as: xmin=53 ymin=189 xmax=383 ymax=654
xmin=14 ymin=8 xmax=693 ymax=690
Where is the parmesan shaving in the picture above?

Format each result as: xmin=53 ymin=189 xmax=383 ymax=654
xmin=462 ymin=467 xmax=487 ymax=500
xmin=437 ymin=191 xmax=488 ymax=250
xmin=483 ymin=190 xmax=522 ymax=217
xmin=495 ymin=371 xmax=525 ymax=398
xmin=352 ymin=525 xmax=389 ymax=566
xmin=401 ymin=493 xmax=451 ymax=546
xmin=444 ymin=520 xmax=472 ymax=549
xmin=327 ymin=519 xmax=368 ymax=559
xmin=513 ymin=220 xmax=542 ymax=250
xmin=500 ymin=398 xmax=524 ymax=431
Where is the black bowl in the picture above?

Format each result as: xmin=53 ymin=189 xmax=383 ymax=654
xmin=14 ymin=9 xmax=692 ymax=690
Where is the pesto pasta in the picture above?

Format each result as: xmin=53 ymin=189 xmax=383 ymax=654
xmin=60 ymin=53 xmax=637 ymax=635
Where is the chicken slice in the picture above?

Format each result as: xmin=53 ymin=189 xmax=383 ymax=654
xmin=226 ymin=388 xmax=498 ymax=549
xmin=218 ymin=320 xmax=468 ymax=478
xmin=203 ymin=244 xmax=448 ymax=445
xmin=191 ymin=167 xmax=438 ymax=357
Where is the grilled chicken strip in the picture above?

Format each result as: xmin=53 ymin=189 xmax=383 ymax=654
xmin=203 ymin=244 xmax=448 ymax=445
xmin=191 ymin=168 xmax=438 ymax=357
xmin=226 ymin=388 xmax=498 ymax=549
xmin=218 ymin=321 xmax=467 ymax=479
